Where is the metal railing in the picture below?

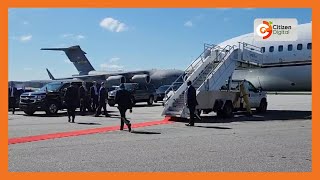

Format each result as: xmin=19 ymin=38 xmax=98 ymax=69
xmin=192 ymin=44 xmax=238 ymax=89
xmin=163 ymin=44 xmax=220 ymax=100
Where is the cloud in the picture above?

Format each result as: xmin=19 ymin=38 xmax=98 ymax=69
xmin=100 ymin=57 xmax=124 ymax=71
xmin=61 ymin=34 xmax=85 ymax=40
xmin=76 ymin=35 xmax=85 ymax=40
xmin=184 ymin=20 xmax=193 ymax=27
xmin=100 ymin=17 xmax=128 ymax=32
xmin=20 ymin=35 xmax=32 ymax=42
xmin=109 ymin=57 xmax=120 ymax=63
xmin=100 ymin=63 xmax=124 ymax=71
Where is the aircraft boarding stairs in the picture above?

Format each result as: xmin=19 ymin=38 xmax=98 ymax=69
xmin=162 ymin=42 xmax=262 ymax=118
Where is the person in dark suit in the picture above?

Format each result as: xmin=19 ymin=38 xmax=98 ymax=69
xmin=64 ymin=83 xmax=78 ymax=123
xmin=79 ymin=82 xmax=90 ymax=115
xmin=8 ymin=83 xmax=18 ymax=114
xmin=115 ymin=83 xmax=132 ymax=132
xmin=90 ymin=81 xmax=99 ymax=112
xmin=95 ymin=82 xmax=109 ymax=117
xmin=185 ymin=80 xmax=200 ymax=126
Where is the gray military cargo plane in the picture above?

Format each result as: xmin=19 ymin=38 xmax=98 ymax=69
xmin=42 ymin=45 xmax=183 ymax=89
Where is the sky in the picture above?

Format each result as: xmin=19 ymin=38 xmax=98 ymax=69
xmin=8 ymin=8 xmax=311 ymax=81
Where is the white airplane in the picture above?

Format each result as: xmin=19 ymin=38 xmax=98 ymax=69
xmin=218 ymin=22 xmax=311 ymax=91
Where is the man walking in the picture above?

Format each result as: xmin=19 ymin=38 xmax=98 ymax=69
xmin=79 ymin=82 xmax=89 ymax=115
xmin=8 ymin=82 xmax=18 ymax=114
xmin=64 ymin=83 xmax=78 ymax=123
xmin=115 ymin=83 xmax=132 ymax=132
xmin=95 ymin=82 xmax=109 ymax=117
xmin=185 ymin=80 xmax=200 ymax=126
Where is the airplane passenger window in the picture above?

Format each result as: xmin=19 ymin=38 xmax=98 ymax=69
xmin=261 ymin=47 xmax=265 ymax=53
xmin=288 ymin=44 xmax=293 ymax=51
xmin=297 ymin=44 xmax=303 ymax=50
xmin=278 ymin=45 xmax=283 ymax=52
xmin=307 ymin=43 xmax=312 ymax=50
xmin=269 ymin=46 xmax=274 ymax=52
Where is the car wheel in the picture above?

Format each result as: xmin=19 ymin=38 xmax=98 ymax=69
xmin=257 ymin=98 xmax=267 ymax=113
xmin=147 ymin=96 xmax=154 ymax=105
xmin=24 ymin=110 xmax=35 ymax=116
xmin=131 ymin=97 xmax=136 ymax=106
xmin=217 ymin=110 xmax=223 ymax=118
xmin=108 ymin=102 xmax=115 ymax=107
xmin=223 ymin=101 xmax=233 ymax=118
xmin=46 ymin=102 xmax=59 ymax=115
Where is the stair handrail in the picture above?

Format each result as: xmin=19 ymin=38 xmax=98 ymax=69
xmin=163 ymin=44 xmax=220 ymax=100
xmin=191 ymin=44 xmax=238 ymax=89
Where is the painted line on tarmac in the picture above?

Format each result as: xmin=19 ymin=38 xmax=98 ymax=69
xmin=9 ymin=117 xmax=173 ymax=145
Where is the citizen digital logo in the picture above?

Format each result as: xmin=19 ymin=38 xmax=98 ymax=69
xmin=273 ymin=24 xmax=292 ymax=35
xmin=254 ymin=18 xmax=297 ymax=41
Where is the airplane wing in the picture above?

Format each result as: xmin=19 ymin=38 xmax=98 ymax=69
xmin=45 ymin=68 xmax=150 ymax=82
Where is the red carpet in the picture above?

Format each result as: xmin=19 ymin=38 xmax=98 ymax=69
xmin=9 ymin=117 xmax=172 ymax=145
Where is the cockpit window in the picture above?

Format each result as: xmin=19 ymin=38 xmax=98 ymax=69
xmin=297 ymin=44 xmax=303 ymax=50
xmin=307 ymin=43 xmax=312 ymax=50
xmin=269 ymin=46 xmax=274 ymax=52
xmin=278 ymin=45 xmax=283 ymax=52
xmin=288 ymin=44 xmax=293 ymax=51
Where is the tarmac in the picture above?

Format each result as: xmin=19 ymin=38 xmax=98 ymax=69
xmin=8 ymin=94 xmax=311 ymax=172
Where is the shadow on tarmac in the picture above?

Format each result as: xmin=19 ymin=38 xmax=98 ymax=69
xmin=193 ymin=125 xmax=232 ymax=129
xmin=76 ymin=122 xmax=102 ymax=125
xmin=130 ymin=130 xmax=161 ymax=134
xmin=133 ymin=103 xmax=163 ymax=108
xmin=172 ymin=110 xmax=311 ymax=124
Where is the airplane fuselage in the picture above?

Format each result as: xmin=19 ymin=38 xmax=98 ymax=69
xmin=218 ymin=22 xmax=311 ymax=91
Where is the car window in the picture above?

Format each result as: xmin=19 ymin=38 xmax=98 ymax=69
xmin=38 ymin=82 xmax=64 ymax=92
xmin=137 ymin=84 xmax=147 ymax=90
xmin=247 ymin=82 xmax=257 ymax=92
xmin=147 ymin=85 xmax=156 ymax=91
xmin=60 ymin=83 xmax=70 ymax=91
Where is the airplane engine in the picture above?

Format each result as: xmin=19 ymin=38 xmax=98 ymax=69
xmin=131 ymin=74 xmax=151 ymax=84
xmin=106 ymin=75 xmax=126 ymax=86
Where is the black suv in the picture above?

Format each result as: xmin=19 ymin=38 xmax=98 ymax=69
xmin=19 ymin=81 xmax=86 ymax=115
xmin=155 ymin=82 xmax=182 ymax=102
xmin=108 ymin=83 xmax=156 ymax=106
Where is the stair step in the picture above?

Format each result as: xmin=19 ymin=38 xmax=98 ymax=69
xmin=164 ymin=111 xmax=181 ymax=116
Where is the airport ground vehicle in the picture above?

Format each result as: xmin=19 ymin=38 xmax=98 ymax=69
xmin=196 ymin=80 xmax=267 ymax=118
xmin=163 ymin=79 xmax=267 ymax=118
xmin=108 ymin=83 xmax=157 ymax=106
xmin=19 ymin=81 xmax=90 ymax=115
